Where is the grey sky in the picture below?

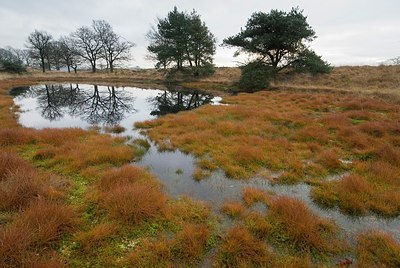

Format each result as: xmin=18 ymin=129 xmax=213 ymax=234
xmin=0 ymin=0 xmax=399 ymax=68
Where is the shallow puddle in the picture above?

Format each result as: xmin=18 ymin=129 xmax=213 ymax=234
xmin=12 ymin=84 xmax=400 ymax=242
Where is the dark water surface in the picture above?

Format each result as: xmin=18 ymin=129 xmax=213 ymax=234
xmin=12 ymin=84 xmax=400 ymax=242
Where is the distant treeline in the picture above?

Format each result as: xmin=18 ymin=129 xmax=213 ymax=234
xmin=2 ymin=7 xmax=340 ymax=90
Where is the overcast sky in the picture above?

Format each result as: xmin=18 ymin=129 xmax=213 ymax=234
xmin=0 ymin=0 xmax=399 ymax=68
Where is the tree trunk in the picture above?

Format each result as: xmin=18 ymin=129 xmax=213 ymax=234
xmin=67 ymin=65 xmax=70 ymax=73
xmin=92 ymin=62 xmax=96 ymax=73
xmin=110 ymin=61 xmax=114 ymax=73
xmin=41 ymin=56 xmax=45 ymax=73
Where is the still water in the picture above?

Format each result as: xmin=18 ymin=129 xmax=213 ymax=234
xmin=12 ymin=84 xmax=400 ymax=242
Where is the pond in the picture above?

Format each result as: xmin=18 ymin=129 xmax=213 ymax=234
xmin=11 ymin=84 xmax=400 ymax=242
xmin=11 ymin=84 xmax=220 ymax=137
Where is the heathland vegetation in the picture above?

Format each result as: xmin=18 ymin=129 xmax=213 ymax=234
xmin=1 ymin=6 xmax=400 ymax=268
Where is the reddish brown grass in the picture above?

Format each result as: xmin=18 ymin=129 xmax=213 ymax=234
xmin=295 ymin=125 xmax=329 ymax=144
xmin=269 ymin=196 xmax=340 ymax=254
xmin=0 ymin=169 xmax=42 ymax=211
xmin=128 ymin=238 xmax=173 ymax=267
xmin=0 ymin=200 xmax=75 ymax=267
xmin=101 ymin=184 xmax=166 ymax=224
xmin=243 ymin=212 xmax=271 ymax=239
xmin=0 ymin=223 xmax=32 ymax=267
xmin=356 ymin=231 xmax=400 ymax=267
xmin=172 ymin=224 xmax=210 ymax=262
xmin=34 ymin=134 xmax=134 ymax=173
xmin=165 ymin=196 xmax=211 ymax=226
xmin=317 ymin=149 xmax=342 ymax=170
xmin=221 ymin=200 xmax=247 ymax=218
xmin=0 ymin=152 xmax=33 ymax=180
xmin=369 ymin=161 xmax=400 ymax=185
xmin=242 ymin=187 xmax=271 ymax=206
xmin=336 ymin=174 xmax=372 ymax=215
xmin=0 ymin=128 xmax=36 ymax=146
xmin=98 ymin=164 xmax=157 ymax=191
xmin=36 ymin=128 xmax=88 ymax=146
xmin=76 ymin=222 xmax=119 ymax=252
xmin=16 ymin=200 xmax=76 ymax=246
xmin=374 ymin=144 xmax=400 ymax=165
xmin=216 ymin=225 xmax=273 ymax=267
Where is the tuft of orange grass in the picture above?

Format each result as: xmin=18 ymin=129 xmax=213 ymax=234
xmin=33 ymin=133 xmax=134 ymax=173
xmin=0 ymin=222 xmax=33 ymax=267
xmin=313 ymin=173 xmax=400 ymax=216
xmin=0 ymin=200 xmax=76 ymax=267
xmin=268 ymin=196 xmax=341 ymax=254
xmin=172 ymin=224 xmax=210 ymax=263
xmin=76 ymin=222 xmax=119 ymax=252
xmin=335 ymin=174 xmax=372 ymax=215
xmin=216 ymin=225 xmax=273 ymax=267
xmin=36 ymin=128 xmax=88 ymax=146
xmin=0 ymin=152 xmax=67 ymax=211
xmin=16 ymin=200 xmax=77 ymax=246
xmin=98 ymin=164 xmax=158 ymax=191
xmin=242 ymin=187 xmax=271 ymax=206
xmin=0 ymin=168 xmax=42 ymax=211
xmin=374 ymin=143 xmax=400 ymax=166
xmin=101 ymin=184 xmax=167 ymax=224
xmin=165 ymin=196 xmax=211 ymax=226
xmin=221 ymin=200 xmax=247 ymax=218
xmin=369 ymin=161 xmax=400 ymax=186
xmin=0 ymin=151 xmax=34 ymax=180
xmin=317 ymin=149 xmax=342 ymax=170
xmin=128 ymin=238 xmax=173 ymax=267
xmin=356 ymin=231 xmax=400 ymax=267
xmin=243 ymin=212 xmax=271 ymax=239
xmin=0 ymin=128 xmax=36 ymax=146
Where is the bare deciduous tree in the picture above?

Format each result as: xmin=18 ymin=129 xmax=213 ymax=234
xmin=26 ymin=30 xmax=53 ymax=72
xmin=72 ymin=26 xmax=103 ymax=72
xmin=59 ymin=37 xmax=79 ymax=73
xmin=93 ymin=20 xmax=135 ymax=72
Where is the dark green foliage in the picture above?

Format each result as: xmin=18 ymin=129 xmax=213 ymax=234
xmin=147 ymin=7 xmax=216 ymax=76
xmin=236 ymin=61 xmax=273 ymax=92
xmin=224 ymin=8 xmax=329 ymax=75
xmin=292 ymin=49 xmax=333 ymax=74
xmin=0 ymin=48 xmax=26 ymax=73
xmin=0 ymin=60 xmax=26 ymax=73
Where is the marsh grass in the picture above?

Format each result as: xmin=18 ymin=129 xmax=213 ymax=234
xmin=221 ymin=200 xmax=247 ymax=219
xmin=216 ymin=225 xmax=273 ymax=267
xmin=268 ymin=196 xmax=342 ymax=255
xmin=103 ymin=124 xmax=126 ymax=134
xmin=138 ymin=88 xmax=400 ymax=216
xmin=0 ymin=200 xmax=76 ymax=267
xmin=172 ymin=223 xmax=210 ymax=263
xmin=356 ymin=231 xmax=400 ymax=267
xmin=1 ymin=68 xmax=400 ymax=266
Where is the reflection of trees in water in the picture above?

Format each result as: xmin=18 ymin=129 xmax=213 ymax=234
xmin=71 ymin=85 xmax=135 ymax=125
xmin=149 ymin=90 xmax=214 ymax=116
xmin=18 ymin=84 xmax=136 ymax=125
